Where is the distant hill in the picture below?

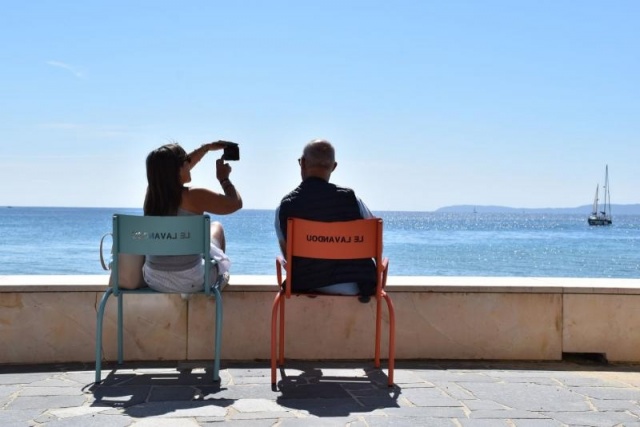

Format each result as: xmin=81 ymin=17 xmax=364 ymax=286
xmin=435 ymin=204 xmax=640 ymax=215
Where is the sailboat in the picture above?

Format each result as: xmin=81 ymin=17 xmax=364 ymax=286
xmin=588 ymin=165 xmax=612 ymax=226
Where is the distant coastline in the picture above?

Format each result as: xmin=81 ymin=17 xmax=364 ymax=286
xmin=436 ymin=204 xmax=640 ymax=215
xmin=3 ymin=204 xmax=640 ymax=215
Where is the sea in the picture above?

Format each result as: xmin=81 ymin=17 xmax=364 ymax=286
xmin=1 ymin=206 xmax=639 ymax=278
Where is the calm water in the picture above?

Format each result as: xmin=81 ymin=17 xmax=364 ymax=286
xmin=1 ymin=207 xmax=639 ymax=278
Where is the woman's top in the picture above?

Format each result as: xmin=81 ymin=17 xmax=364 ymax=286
xmin=144 ymin=208 xmax=202 ymax=271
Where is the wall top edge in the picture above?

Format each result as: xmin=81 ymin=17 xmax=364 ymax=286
xmin=1 ymin=275 xmax=640 ymax=295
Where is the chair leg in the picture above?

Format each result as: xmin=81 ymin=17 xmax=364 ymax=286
xmin=95 ymin=289 xmax=113 ymax=384
xmin=213 ymin=286 xmax=223 ymax=382
xmin=270 ymin=292 xmax=283 ymax=385
xmin=117 ymin=294 xmax=124 ymax=364
xmin=374 ymin=295 xmax=382 ymax=368
xmin=384 ymin=293 xmax=397 ymax=387
xmin=278 ymin=295 xmax=286 ymax=366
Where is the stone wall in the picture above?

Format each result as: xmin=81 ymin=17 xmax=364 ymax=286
xmin=1 ymin=275 xmax=640 ymax=365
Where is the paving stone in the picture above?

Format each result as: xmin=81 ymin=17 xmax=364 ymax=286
xmin=124 ymin=401 xmax=227 ymax=418
xmin=458 ymin=420 xmax=511 ymax=426
xmin=432 ymin=381 xmax=476 ymax=399
xmin=461 ymin=382 xmax=592 ymax=412
xmin=0 ymin=384 xmax=19 ymax=399
xmin=357 ymin=396 xmax=404 ymax=409
xmin=218 ymin=420 xmax=290 ymax=427
xmin=542 ymin=410 xmax=640 ymax=426
xmin=442 ymin=371 xmax=502 ymax=382
xmin=278 ymin=382 xmax=351 ymax=399
xmin=570 ymin=386 xmax=640 ymax=401
xmin=347 ymin=386 xmax=399 ymax=398
xmin=148 ymin=386 xmax=198 ymax=401
xmin=200 ymin=384 xmax=276 ymax=400
xmin=114 ymin=372 xmax=214 ymax=387
xmin=34 ymin=413 xmax=133 ymax=427
xmin=483 ymin=376 xmax=560 ymax=386
xmin=227 ymin=368 xmax=275 ymax=379
xmin=589 ymin=398 xmax=640 ymax=411
xmin=401 ymin=387 xmax=463 ymax=407
xmin=229 ymin=410 xmax=297 ymax=420
xmin=29 ymin=378 xmax=83 ymax=387
xmin=62 ymin=371 xmax=98 ymax=385
xmin=49 ymin=406 xmax=111 ymax=418
xmin=5 ymin=395 xmax=87 ymax=410
xmin=468 ymin=409 xmax=549 ymax=419
xmin=189 ymin=416 xmax=226 ymax=424
xmin=0 ymin=372 xmax=52 ymax=385
xmin=91 ymin=385 xmax=151 ymax=408
xmin=20 ymin=386 xmax=85 ymax=396
xmin=0 ymin=409 xmax=44 ymax=427
xmin=404 ymin=396 xmax=464 ymax=408
xmin=230 ymin=375 xmax=275 ymax=385
xmin=511 ymin=420 xmax=565 ymax=427
xmin=131 ymin=418 xmax=200 ymax=427
xmin=279 ymin=416 xmax=362 ymax=426
xmin=365 ymin=416 xmax=456 ymax=426
xmin=462 ymin=399 xmax=508 ymax=410
xmin=232 ymin=398 xmax=290 ymax=413
xmin=380 ymin=406 xmax=467 ymax=418
xmin=391 ymin=369 xmax=435 ymax=385
xmin=554 ymin=376 xmax=630 ymax=388
xmin=274 ymin=397 xmax=367 ymax=417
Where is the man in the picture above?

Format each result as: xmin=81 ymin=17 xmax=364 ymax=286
xmin=275 ymin=139 xmax=376 ymax=302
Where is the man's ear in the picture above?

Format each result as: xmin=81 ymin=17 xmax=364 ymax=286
xmin=332 ymin=162 xmax=337 ymax=172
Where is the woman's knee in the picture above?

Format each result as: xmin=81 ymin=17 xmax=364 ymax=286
xmin=210 ymin=221 xmax=226 ymax=250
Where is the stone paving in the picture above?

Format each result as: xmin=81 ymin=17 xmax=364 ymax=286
xmin=2 ymin=359 xmax=640 ymax=426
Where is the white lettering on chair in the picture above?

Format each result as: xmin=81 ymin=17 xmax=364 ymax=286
xmin=131 ymin=231 xmax=191 ymax=240
xmin=305 ymin=234 xmax=364 ymax=243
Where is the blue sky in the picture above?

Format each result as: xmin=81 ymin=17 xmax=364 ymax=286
xmin=1 ymin=1 xmax=638 ymax=211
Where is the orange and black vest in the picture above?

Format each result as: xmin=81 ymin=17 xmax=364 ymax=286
xmin=278 ymin=177 xmax=376 ymax=295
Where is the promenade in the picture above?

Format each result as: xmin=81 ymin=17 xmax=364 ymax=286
xmin=3 ymin=359 xmax=640 ymax=426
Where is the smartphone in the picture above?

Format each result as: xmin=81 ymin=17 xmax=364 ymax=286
xmin=222 ymin=142 xmax=240 ymax=161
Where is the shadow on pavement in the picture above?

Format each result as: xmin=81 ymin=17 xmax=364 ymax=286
xmin=87 ymin=367 xmax=234 ymax=418
xmin=275 ymin=363 xmax=401 ymax=417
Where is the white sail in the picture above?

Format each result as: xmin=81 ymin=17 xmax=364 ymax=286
xmin=588 ymin=165 xmax=612 ymax=226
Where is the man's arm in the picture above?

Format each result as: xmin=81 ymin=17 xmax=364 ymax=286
xmin=275 ymin=206 xmax=287 ymax=256
xmin=358 ymin=198 xmax=374 ymax=219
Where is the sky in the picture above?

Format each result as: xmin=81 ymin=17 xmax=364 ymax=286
xmin=1 ymin=1 xmax=638 ymax=212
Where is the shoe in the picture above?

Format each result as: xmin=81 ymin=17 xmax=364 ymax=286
xmin=217 ymin=272 xmax=230 ymax=290
xmin=358 ymin=295 xmax=371 ymax=304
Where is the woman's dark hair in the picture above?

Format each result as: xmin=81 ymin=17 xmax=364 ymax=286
xmin=143 ymin=143 xmax=188 ymax=215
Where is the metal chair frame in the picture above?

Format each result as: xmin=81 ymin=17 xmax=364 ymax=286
xmin=271 ymin=217 xmax=396 ymax=387
xmin=95 ymin=214 xmax=223 ymax=383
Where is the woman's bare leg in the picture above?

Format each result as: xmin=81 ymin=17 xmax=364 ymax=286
xmin=210 ymin=221 xmax=226 ymax=252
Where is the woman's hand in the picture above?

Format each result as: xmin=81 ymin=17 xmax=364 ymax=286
xmin=216 ymin=158 xmax=232 ymax=182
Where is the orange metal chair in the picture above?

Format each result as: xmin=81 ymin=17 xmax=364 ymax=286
xmin=271 ymin=217 xmax=396 ymax=387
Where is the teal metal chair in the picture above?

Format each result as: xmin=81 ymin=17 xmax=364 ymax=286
xmin=95 ymin=214 xmax=224 ymax=384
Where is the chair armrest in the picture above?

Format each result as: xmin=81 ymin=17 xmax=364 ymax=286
xmin=377 ymin=257 xmax=390 ymax=293
xmin=99 ymin=233 xmax=113 ymax=271
xmin=276 ymin=256 xmax=286 ymax=287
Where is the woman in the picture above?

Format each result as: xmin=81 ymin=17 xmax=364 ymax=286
xmin=142 ymin=141 xmax=243 ymax=293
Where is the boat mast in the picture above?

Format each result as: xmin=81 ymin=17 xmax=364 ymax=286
xmin=592 ymin=184 xmax=599 ymax=215
xmin=603 ymin=164 xmax=610 ymax=217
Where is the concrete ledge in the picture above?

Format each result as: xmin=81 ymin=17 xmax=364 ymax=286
xmin=1 ymin=275 xmax=640 ymax=365
xmin=3 ymin=274 xmax=640 ymax=294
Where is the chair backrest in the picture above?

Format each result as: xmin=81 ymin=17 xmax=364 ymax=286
xmin=112 ymin=214 xmax=211 ymax=294
xmin=285 ymin=217 xmax=384 ymax=296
